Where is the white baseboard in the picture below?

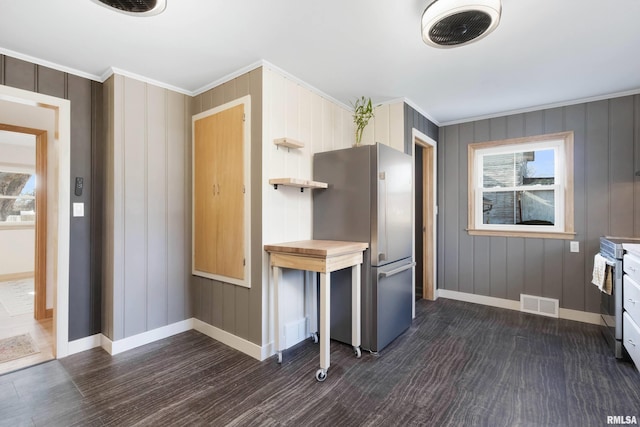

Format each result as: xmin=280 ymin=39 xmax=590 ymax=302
xmin=104 ymin=319 xmax=194 ymax=356
xmin=438 ymin=289 xmax=520 ymax=311
xmin=63 ymin=318 xmax=273 ymax=361
xmin=67 ymin=333 xmax=102 ymax=355
xmin=192 ymin=318 xmax=268 ymax=361
xmin=437 ymin=289 xmax=601 ymax=325
xmin=559 ymin=308 xmax=601 ymax=325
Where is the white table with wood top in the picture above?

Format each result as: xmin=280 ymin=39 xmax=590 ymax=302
xmin=264 ymin=239 xmax=369 ymax=382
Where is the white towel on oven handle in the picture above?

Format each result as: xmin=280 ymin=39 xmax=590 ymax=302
xmin=592 ymin=253 xmax=611 ymax=294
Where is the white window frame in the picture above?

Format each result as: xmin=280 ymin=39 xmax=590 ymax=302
xmin=467 ymin=131 xmax=575 ymax=240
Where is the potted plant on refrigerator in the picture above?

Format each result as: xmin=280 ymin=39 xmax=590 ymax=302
xmin=352 ymin=96 xmax=375 ymax=147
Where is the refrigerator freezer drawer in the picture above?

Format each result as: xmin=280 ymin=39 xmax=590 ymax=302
xmin=325 ymin=258 xmax=412 ymax=353
xmin=371 ymin=259 xmax=413 ymax=352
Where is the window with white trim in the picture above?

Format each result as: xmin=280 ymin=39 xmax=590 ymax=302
xmin=468 ymin=131 xmax=574 ymax=239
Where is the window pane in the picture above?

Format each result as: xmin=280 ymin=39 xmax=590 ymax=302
xmin=483 ymin=149 xmax=555 ymax=188
xmin=0 ymin=172 xmax=33 ymax=196
xmin=0 ymin=172 xmax=35 ymax=223
xmin=0 ymin=198 xmax=35 ymax=222
xmin=482 ymin=190 xmax=555 ymax=225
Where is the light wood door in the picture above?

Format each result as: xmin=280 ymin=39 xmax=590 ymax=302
xmin=193 ymin=103 xmax=245 ymax=280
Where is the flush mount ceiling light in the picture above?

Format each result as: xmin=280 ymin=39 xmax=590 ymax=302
xmin=91 ymin=0 xmax=166 ymax=16
xmin=422 ymin=0 xmax=501 ymax=48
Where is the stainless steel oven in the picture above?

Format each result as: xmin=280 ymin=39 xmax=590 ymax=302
xmin=599 ymin=236 xmax=640 ymax=358
xmin=599 ymin=237 xmax=624 ymax=358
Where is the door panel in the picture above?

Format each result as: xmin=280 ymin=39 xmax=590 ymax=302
xmin=376 ymin=144 xmax=412 ymax=265
xmin=193 ymin=103 xmax=244 ymax=280
xmin=216 ymin=104 xmax=244 ymax=279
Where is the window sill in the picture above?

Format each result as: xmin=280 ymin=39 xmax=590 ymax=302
xmin=0 ymin=223 xmax=35 ymax=230
xmin=466 ymin=228 xmax=576 ymax=240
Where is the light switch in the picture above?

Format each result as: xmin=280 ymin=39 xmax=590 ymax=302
xmin=570 ymin=241 xmax=579 ymax=253
xmin=73 ymin=202 xmax=84 ymax=217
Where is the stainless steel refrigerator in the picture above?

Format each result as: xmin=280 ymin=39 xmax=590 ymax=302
xmin=313 ymin=143 xmax=413 ymax=353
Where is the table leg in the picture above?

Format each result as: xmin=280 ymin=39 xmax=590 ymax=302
xmin=352 ymin=264 xmax=361 ymax=358
xmin=273 ymin=265 xmax=283 ymax=364
xmin=316 ymin=271 xmax=330 ymax=381
xmin=305 ymin=272 xmax=318 ymax=343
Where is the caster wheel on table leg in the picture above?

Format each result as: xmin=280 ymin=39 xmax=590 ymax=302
xmin=354 ymin=346 xmax=361 ymax=358
xmin=276 ymin=352 xmax=282 ymax=364
xmin=311 ymin=332 xmax=318 ymax=344
xmin=315 ymin=369 xmax=327 ymax=382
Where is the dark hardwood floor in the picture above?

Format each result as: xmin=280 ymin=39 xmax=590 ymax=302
xmin=1 ymin=298 xmax=639 ymax=426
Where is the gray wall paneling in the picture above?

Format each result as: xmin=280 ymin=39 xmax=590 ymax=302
xmin=1 ymin=54 xmax=101 ymax=340
xmin=190 ymin=68 xmax=263 ymax=345
xmin=439 ymin=95 xmax=640 ymax=313
xmin=636 ymin=96 xmax=640 ymax=237
xmin=103 ymin=75 xmax=191 ymax=341
xmin=403 ymin=103 xmax=439 ymax=155
xmin=68 ymin=74 xmax=95 ymax=340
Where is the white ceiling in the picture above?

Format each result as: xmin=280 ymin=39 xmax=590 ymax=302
xmin=1 ymin=0 xmax=639 ymax=125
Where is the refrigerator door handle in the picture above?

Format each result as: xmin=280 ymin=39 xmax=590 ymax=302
xmin=378 ymin=171 xmax=388 ymax=264
xmin=378 ymin=262 xmax=416 ymax=278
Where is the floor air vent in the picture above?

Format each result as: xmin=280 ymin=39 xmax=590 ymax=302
xmin=520 ymin=294 xmax=559 ymax=318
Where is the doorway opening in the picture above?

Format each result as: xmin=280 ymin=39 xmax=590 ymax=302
xmin=0 ymin=126 xmax=53 ymax=374
xmin=0 ymin=83 xmax=72 ymax=367
xmin=413 ymin=129 xmax=436 ymax=303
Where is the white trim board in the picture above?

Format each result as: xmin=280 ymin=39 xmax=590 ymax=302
xmin=105 ymin=319 xmax=193 ymax=355
xmin=193 ymin=319 xmax=271 ymax=361
xmin=437 ymin=289 xmax=601 ymax=325
xmin=65 ymin=318 xmax=274 ymax=362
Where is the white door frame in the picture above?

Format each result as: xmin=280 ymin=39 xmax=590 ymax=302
xmin=0 ymin=84 xmax=71 ymax=358
xmin=411 ymin=128 xmax=437 ymax=318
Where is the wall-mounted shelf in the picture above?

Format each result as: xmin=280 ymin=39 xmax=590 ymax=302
xmin=269 ymin=178 xmax=328 ymax=192
xmin=274 ymin=138 xmax=304 ymax=151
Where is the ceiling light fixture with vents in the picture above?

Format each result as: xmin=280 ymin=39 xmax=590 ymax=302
xmin=422 ymin=0 xmax=501 ymax=48
xmin=91 ymin=0 xmax=167 ymax=17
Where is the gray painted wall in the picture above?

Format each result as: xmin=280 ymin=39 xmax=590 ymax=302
xmin=404 ymin=103 xmax=439 ymax=154
xmin=438 ymin=95 xmax=640 ymax=313
xmin=0 ymin=54 xmax=101 ymax=340
xmin=190 ymin=68 xmax=263 ymax=346
xmin=102 ymin=75 xmax=191 ymax=340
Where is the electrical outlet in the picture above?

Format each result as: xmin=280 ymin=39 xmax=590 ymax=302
xmin=570 ymin=241 xmax=579 ymax=253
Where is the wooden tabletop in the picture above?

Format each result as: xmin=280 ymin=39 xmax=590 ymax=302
xmin=264 ymin=240 xmax=368 ymax=258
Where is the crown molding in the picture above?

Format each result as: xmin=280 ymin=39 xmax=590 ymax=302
xmin=0 ymin=47 xmax=102 ymax=82
xmin=439 ymin=87 xmax=640 ymax=126
xmin=397 ymin=97 xmax=441 ymax=127
xmin=102 ymin=67 xmax=192 ymax=95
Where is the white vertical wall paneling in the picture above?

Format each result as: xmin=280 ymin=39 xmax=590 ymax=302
xmin=389 ymin=102 xmax=405 ymax=152
xmin=262 ymin=67 xmax=353 ymax=349
xmin=311 ymin=94 xmax=323 ymax=154
xmin=359 ymin=101 xmax=405 ymax=151
xmin=323 ymin=99 xmax=335 ymax=151
xmin=373 ymin=104 xmax=390 ymax=146
xmin=299 ymin=87 xmax=313 ymax=241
